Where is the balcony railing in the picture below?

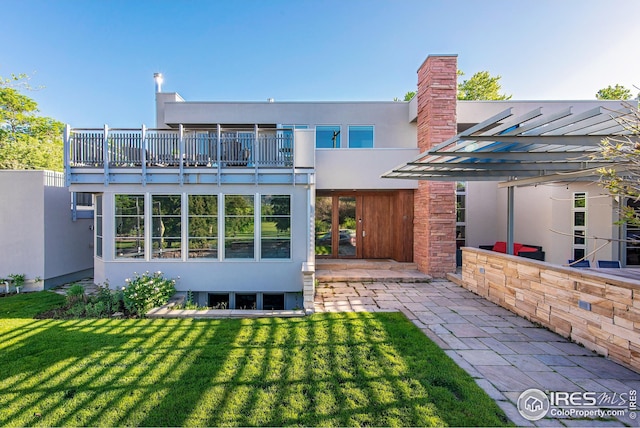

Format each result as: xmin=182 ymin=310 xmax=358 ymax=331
xmin=65 ymin=126 xmax=294 ymax=169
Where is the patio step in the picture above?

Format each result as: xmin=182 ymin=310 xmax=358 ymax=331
xmin=315 ymin=259 xmax=430 ymax=283
xmin=315 ymin=259 xmax=418 ymax=271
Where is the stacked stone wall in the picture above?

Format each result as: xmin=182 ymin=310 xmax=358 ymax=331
xmin=462 ymin=247 xmax=640 ymax=372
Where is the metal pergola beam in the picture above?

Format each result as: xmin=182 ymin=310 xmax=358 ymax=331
xmin=447 ymin=135 xmax=607 ymax=146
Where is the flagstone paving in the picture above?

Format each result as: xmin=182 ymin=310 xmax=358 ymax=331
xmin=315 ymin=279 xmax=640 ymax=427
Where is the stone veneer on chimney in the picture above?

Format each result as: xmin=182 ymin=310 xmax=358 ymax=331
xmin=413 ymin=55 xmax=458 ymax=277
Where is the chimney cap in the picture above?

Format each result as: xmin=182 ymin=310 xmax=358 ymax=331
xmin=154 ymin=73 xmax=164 ymax=93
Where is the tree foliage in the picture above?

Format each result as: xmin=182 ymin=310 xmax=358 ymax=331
xmin=591 ymin=105 xmax=640 ymax=225
xmin=596 ymin=84 xmax=634 ymax=100
xmin=0 ymin=74 xmax=63 ymax=171
xmin=399 ymin=70 xmax=511 ymax=102
xmin=457 ymin=70 xmax=512 ymax=100
xmin=403 ymin=91 xmax=416 ymax=101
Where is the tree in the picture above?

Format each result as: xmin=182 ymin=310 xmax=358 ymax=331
xmin=596 ymin=84 xmax=633 ymax=100
xmin=0 ymin=74 xmax=63 ymax=171
xmin=393 ymin=91 xmax=416 ymax=102
xmin=398 ymin=70 xmax=511 ymax=102
xmin=457 ymin=70 xmax=512 ymax=100
xmin=592 ymin=105 xmax=640 ymax=225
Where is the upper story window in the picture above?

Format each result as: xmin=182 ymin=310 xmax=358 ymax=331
xmin=348 ymin=125 xmax=374 ymax=148
xmin=316 ymin=125 xmax=341 ymax=148
xmin=281 ymin=124 xmax=308 ymax=130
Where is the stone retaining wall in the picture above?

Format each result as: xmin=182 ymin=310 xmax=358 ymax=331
xmin=461 ymin=247 xmax=640 ymax=372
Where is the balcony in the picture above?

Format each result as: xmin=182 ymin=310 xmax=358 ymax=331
xmin=64 ymin=125 xmax=315 ymax=187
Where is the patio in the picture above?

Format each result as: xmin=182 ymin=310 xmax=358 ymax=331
xmin=315 ymin=272 xmax=640 ymax=426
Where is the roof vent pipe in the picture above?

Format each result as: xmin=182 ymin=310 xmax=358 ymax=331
xmin=154 ymin=73 xmax=163 ymax=93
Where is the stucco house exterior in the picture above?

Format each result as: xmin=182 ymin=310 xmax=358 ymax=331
xmin=63 ymin=54 xmax=638 ymax=310
xmin=0 ymin=170 xmax=94 ymax=290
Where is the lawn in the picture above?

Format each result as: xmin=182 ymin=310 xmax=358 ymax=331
xmin=0 ymin=292 xmax=511 ymax=427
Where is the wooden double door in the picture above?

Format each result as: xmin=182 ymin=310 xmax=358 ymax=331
xmin=315 ymin=191 xmax=413 ymax=261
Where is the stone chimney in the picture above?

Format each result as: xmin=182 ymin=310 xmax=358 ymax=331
xmin=413 ymin=55 xmax=458 ymax=277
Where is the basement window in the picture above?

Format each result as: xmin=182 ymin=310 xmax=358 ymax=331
xmin=263 ymin=293 xmax=285 ymax=310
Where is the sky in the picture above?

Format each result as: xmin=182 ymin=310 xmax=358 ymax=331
xmin=2 ymin=0 xmax=639 ymax=128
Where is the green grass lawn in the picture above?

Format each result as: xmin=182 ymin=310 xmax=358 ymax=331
xmin=0 ymin=292 xmax=511 ymax=427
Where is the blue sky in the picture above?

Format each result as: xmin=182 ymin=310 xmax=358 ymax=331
xmin=2 ymin=0 xmax=639 ymax=128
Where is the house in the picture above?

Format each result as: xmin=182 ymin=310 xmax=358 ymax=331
xmin=64 ymin=54 xmax=637 ymax=311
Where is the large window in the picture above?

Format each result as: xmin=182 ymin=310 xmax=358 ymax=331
xmin=115 ymin=195 xmax=144 ymax=259
xmin=261 ymin=195 xmax=291 ymax=259
xmin=225 ymin=195 xmax=255 ymax=259
xmin=152 ymin=195 xmax=182 ymax=259
xmin=188 ymin=195 xmax=218 ymax=259
xmin=95 ymin=195 xmax=103 ymax=258
xmin=348 ymin=125 xmax=374 ymax=148
xmin=316 ymin=125 xmax=341 ymax=148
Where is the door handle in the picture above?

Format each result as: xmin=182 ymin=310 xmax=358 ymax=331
xmin=362 ymin=230 xmax=366 ymax=237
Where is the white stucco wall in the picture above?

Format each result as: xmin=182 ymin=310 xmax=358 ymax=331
xmin=158 ymin=98 xmax=418 ymax=191
xmin=0 ymin=171 xmax=93 ymax=289
xmin=465 ymin=180 xmax=619 ymax=265
xmin=44 ymin=186 xmax=94 ymax=281
xmin=316 ymin=148 xmax=419 ymax=190
xmin=160 ymin=101 xmax=416 ymax=149
xmin=0 ymin=171 xmax=45 ymax=281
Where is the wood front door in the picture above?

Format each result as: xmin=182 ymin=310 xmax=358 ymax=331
xmin=315 ymin=191 xmax=412 ymax=261
xmin=361 ymin=194 xmax=393 ymax=259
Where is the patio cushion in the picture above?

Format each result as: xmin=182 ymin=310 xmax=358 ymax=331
xmin=518 ymin=246 xmax=539 ymax=253
xmin=492 ymin=242 xmax=507 ymax=253
xmin=492 ymin=242 xmax=528 ymax=254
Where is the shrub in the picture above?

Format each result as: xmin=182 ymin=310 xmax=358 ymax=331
xmin=85 ymin=301 xmax=107 ymax=318
xmin=122 ymin=271 xmax=176 ymax=316
xmin=93 ymin=283 xmax=112 ymax=310
xmin=111 ymin=289 xmax=125 ymax=313
xmin=66 ymin=284 xmax=86 ymax=306
xmin=67 ymin=302 xmax=86 ymax=318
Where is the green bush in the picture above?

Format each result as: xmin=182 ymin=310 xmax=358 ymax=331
xmin=85 ymin=301 xmax=108 ymax=318
xmin=122 ymin=271 xmax=176 ymax=316
xmin=66 ymin=284 xmax=86 ymax=306
xmin=67 ymin=302 xmax=85 ymax=318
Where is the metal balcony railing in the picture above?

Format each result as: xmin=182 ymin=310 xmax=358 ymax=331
xmin=65 ymin=126 xmax=294 ymax=169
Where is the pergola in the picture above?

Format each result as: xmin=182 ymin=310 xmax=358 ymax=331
xmin=383 ymin=102 xmax=638 ymax=255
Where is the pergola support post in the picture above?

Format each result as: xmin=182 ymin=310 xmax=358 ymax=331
xmin=507 ymin=184 xmax=515 ymax=255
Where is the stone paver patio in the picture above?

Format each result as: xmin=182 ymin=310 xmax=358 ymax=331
xmin=315 ymin=279 xmax=640 ymax=427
